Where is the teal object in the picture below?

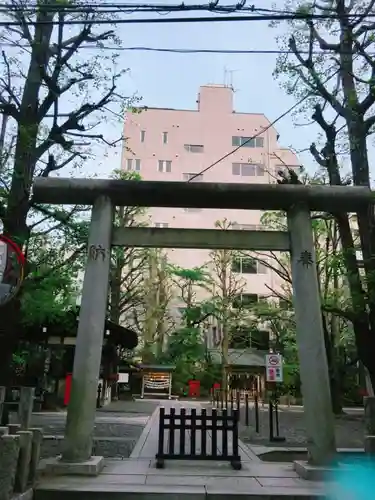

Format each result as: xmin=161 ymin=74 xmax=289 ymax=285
xmin=328 ymin=460 xmax=375 ymax=500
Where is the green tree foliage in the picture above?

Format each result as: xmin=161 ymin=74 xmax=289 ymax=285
xmin=109 ymin=169 xmax=149 ymax=324
xmin=0 ymin=0 xmax=140 ymax=382
xmin=271 ymin=0 xmax=375 ymax=389
xmin=254 ymin=192 xmax=358 ymax=411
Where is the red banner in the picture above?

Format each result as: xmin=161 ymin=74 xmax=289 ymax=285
xmin=64 ymin=373 xmax=72 ymax=406
xmin=188 ymin=380 xmax=200 ymax=398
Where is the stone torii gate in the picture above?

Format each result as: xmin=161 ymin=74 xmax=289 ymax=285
xmin=33 ymin=178 xmax=373 ymax=473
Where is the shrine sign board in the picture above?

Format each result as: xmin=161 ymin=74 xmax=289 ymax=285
xmin=265 ymin=354 xmax=283 ymax=382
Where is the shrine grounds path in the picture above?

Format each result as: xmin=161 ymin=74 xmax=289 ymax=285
xmin=238 ymin=404 xmax=365 ymax=449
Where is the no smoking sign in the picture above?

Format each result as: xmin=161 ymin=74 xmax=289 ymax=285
xmin=265 ymin=354 xmax=283 ymax=383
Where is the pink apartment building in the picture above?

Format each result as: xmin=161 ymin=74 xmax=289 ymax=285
xmin=122 ymin=84 xmax=299 ymax=342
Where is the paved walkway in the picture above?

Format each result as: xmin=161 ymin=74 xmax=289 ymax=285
xmin=36 ymin=401 xmax=328 ymax=498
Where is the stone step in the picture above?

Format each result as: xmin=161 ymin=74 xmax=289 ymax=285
xmin=34 ymin=482 xmax=325 ymax=500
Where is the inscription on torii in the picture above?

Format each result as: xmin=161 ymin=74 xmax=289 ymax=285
xmin=88 ymin=244 xmax=107 ymax=261
xmin=298 ymin=250 xmax=314 ymax=268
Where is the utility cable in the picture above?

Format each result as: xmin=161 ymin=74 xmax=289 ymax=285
xmin=2 ymin=43 xmax=374 ymax=57
xmin=0 ymin=11 xmax=374 ymax=26
xmin=0 ymin=2 xmax=322 ymax=15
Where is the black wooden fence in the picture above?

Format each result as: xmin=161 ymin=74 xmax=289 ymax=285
xmin=155 ymin=407 xmax=241 ymax=470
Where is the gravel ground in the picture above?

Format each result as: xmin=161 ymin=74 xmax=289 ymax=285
xmin=238 ymin=405 xmax=366 ymax=449
xmin=11 ymin=399 xmax=159 ymax=458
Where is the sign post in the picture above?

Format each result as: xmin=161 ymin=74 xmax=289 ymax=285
xmin=265 ymin=354 xmax=283 ymax=382
xmin=265 ymin=353 xmax=285 ymax=442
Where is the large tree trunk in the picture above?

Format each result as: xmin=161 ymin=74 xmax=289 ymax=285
xmin=321 ymin=312 xmax=342 ymax=414
xmin=315 ymin=112 xmax=375 ymax=382
xmin=0 ymin=17 xmax=54 ymax=385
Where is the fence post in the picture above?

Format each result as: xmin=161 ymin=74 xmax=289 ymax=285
xmin=211 ymin=408 xmax=218 ymax=457
xmin=96 ymin=384 xmax=102 ymax=409
xmin=14 ymin=431 xmax=32 ymax=493
xmin=231 ymin=409 xmax=241 ymax=470
xmin=0 ymin=434 xmax=20 ymax=500
xmin=236 ymin=391 xmax=240 ymax=411
xmin=168 ymin=407 xmax=175 ymax=455
xmin=190 ymin=408 xmax=197 ymax=456
xmin=254 ymin=393 xmax=260 ymax=433
xmin=18 ymin=387 xmax=34 ymax=430
xmin=222 ymin=408 xmax=228 ymax=457
xmin=156 ymin=407 xmax=165 ymax=469
xmin=179 ymin=408 xmax=186 ymax=456
xmin=245 ymin=394 xmax=249 ymax=426
xmin=0 ymin=387 xmax=5 ymax=425
xmin=28 ymin=428 xmax=43 ymax=484
xmin=201 ymin=408 xmax=207 ymax=456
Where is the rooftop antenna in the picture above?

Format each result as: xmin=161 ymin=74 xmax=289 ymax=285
xmin=223 ymin=66 xmax=228 ymax=87
xmin=228 ymin=69 xmax=239 ymax=93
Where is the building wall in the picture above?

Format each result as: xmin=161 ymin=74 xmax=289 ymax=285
xmin=122 ymin=84 xmax=300 ymax=337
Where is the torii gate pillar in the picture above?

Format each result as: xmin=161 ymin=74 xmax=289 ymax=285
xmin=288 ymin=204 xmax=336 ymax=465
xmin=60 ymin=196 xmax=113 ymax=470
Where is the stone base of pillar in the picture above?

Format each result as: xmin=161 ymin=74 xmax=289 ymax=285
xmin=12 ymin=488 xmax=33 ymax=500
xmin=39 ymin=455 xmax=104 ymax=476
xmin=294 ymin=460 xmax=337 ymax=481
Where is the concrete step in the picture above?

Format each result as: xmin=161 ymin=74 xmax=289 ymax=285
xmin=34 ymin=482 xmax=326 ymax=500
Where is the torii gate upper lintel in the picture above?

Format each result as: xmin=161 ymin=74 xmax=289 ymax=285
xmin=32 ymin=178 xmax=373 ymax=471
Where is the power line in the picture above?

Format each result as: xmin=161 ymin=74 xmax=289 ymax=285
xmin=2 ymin=43 xmax=374 ymax=56
xmin=0 ymin=11 xmax=374 ymax=26
xmin=0 ymin=2 xmax=308 ymax=15
xmin=0 ymin=5 xmax=256 ymax=14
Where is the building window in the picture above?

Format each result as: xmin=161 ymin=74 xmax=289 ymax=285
xmin=183 ymin=173 xmax=203 ymax=182
xmin=126 ymin=158 xmax=141 ymax=171
xmin=232 ymin=257 xmax=256 ymax=274
xmin=232 ymin=257 xmax=267 ymax=274
xmin=232 ymin=163 xmax=265 ymax=176
xmin=158 ymin=160 xmax=172 ymax=172
xmin=154 ymin=222 xmax=169 ymax=228
xmin=140 ymin=130 xmax=146 ymax=142
xmin=163 ymin=132 xmax=168 ymax=144
xmin=184 ymin=144 xmax=204 ymax=153
xmin=257 ymin=262 xmax=268 ymax=274
xmin=232 ymin=136 xmax=264 ymax=148
xmin=233 ymin=293 xmax=259 ymax=308
xmin=229 ymin=326 xmax=269 ymax=350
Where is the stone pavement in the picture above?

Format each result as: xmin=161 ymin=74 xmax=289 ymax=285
xmin=35 ymin=458 xmax=327 ymax=499
xmin=36 ymin=400 xmax=328 ymax=499
xmin=238 ymin=402 xmax=365 ymax=449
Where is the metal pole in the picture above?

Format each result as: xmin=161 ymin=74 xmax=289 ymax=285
xmin=245 ymin=393 xmax=249 ymax=426
xmin=268 ymin=400 xmax=274 ymax=441
xmin=255 ymin=393 xmax=260 ymax=433
xmin=275 ymin=400 xmax=280 ymax=437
